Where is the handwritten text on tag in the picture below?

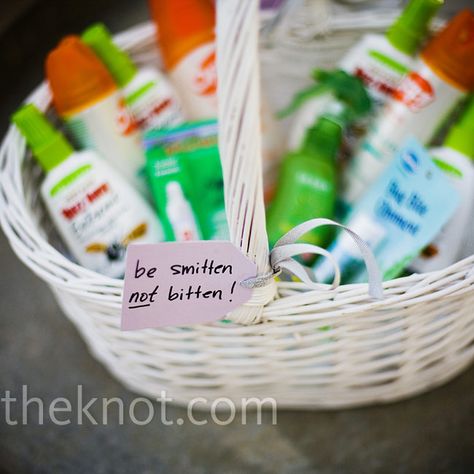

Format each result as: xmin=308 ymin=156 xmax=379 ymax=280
xmin=121 ymin=241 xmax=257 ymax=330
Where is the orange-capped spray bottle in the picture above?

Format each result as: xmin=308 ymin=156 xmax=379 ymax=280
xmin=46 ymin=37 xmax=147 ymax=194
xmin=150 ymin=0 xmax=286 ymax=198
xmin=149 ymin=0 xmax=217 ymax=119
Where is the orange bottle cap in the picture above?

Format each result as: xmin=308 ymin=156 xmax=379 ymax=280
xmin=421 ymin=9 xmax=474 ymax=92
xmin=149 ymin=0 xmax=215 ymax=71
xmin=46 ymin=36 xmax=117 ymax=116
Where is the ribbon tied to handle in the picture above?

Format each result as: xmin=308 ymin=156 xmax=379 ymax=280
xmin=241 ymin=218 xmax=383 ymax=300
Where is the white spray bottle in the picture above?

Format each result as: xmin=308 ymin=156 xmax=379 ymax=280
xmin=411 ymin=98 xmax=474 ymax=272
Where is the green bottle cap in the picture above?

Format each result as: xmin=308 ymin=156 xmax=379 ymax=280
xmin=303 ymin=117 xmax=343 ymax=160
xmin=12 ymin=104 xmax=73 ymax=171
xmin=444 ymin=98 xmax=474 ymax=160
xmin=386 ymin=0 xmax=444 ymax=56
xmin=82 ymin=23 xmax=137 ymax=88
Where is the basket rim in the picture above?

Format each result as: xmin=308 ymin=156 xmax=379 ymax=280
xmin=0 ymin=18 xmax=473 ymax=320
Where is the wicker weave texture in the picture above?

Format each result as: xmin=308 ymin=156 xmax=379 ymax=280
xmin=0 ymin=2 xmax=473 ymax=409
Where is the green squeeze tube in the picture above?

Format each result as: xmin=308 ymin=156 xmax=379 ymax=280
xmin=266 ymin=117 xmax=342 ymax=263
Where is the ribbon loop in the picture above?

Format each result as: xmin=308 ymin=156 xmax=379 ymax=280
xmin=271 ymin=218 xmax=383 ymax=299
xmin=271 ymin=242 xmax=341 ymax=290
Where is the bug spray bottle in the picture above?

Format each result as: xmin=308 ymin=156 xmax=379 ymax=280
xmin=46 ymin=37 xmax=147 ymax=194
xmin=340 ymin=0 xmax=443 ymax=105
xmin=288 ymin=0 xmax=442 ymax=151
xmin=12 ymin=105 xmax=162 ymax=278
xmin=150 ymin=0 xmax=284 ymax=197
xmin=343 ymin=10 xmax=474 ymax=210
xmin=150 ymin=0 xmax=217 ymax=119
xmin=411 ymin=98 xmax=474 ymax=272
xmin=82 ymin=23 xmax=185 ymax=132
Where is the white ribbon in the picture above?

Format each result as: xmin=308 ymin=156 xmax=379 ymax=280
xmin=242 ymin=218 xmax=383 ymax=300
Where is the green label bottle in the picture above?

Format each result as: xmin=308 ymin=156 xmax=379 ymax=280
xmin=266 ymin=117 xmax=342 ymax=263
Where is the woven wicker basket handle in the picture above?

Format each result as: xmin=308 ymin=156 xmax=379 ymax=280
xmin=217 ymin=0 xmax=277 ymax=324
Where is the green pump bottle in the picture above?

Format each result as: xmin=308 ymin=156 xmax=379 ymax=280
xmin=266 ymin=117 xmax=342 ymax=261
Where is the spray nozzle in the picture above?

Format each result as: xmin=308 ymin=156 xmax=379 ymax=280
xmin=444 ymin=96 xmax=474 ymax=159
xmin=82 ymin=23 xmax=137 ymax=88
xmin=11 ymin=104 xmax=73 ymax=171
xmin=387 ymin=0 xmax=444 ymax=56
xmin=278 ymin=69 xmax=372 ymax=127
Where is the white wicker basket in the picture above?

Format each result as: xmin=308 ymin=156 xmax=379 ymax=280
xmin=1 ymin=1 xmax=474 ymax=409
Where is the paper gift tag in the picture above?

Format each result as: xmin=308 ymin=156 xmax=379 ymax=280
xmin=121 ymin=241 xmax=257 ymax=330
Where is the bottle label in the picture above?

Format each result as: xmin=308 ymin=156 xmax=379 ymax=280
xmin=393 ymin=72 xmax=435 ymax=111
xmin=336 ymin=139 xmax=459 ymax=282
xmin=411 ymin=153 xmax=474 ymax=272
xmin=47 ymin=162 xmax=156 ymax=277
xmin=170 ymin=43 xmax=218 ymax=119
xmin=343 ymin=65 xmax=463 ymax=208
xmin=125 ymin=76 xmax=185 ymax=131
xmin=116 ymin=97 xmax=138 ymax=135
xmin=351 ymin=49 xmax=410 ymax=105
xmin=193 ymin=49 xmax=217 ymax=97
xmin=65 ymin=92 xmax=146 ymax=193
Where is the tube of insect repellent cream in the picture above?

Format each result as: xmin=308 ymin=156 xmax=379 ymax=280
xmin=145 ymin=120 xmax=228 ymax=241
xmin=314 ymin=138 xmax=460 ymax=283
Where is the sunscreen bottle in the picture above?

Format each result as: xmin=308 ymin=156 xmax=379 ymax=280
xmin=343 ymin=10 xmax=474 ymax=209
xmin=150 ymin=0 xmax=217 ymax=119
xmin=46 ymin=37 xmax=147 ymax=194
xmin=411 ymin=98 xmax=474 ymax=272
xmin=266 ymin=117 xmax=342 ymax=258
xmin=12 ymin=105 xmax=162 ymax=278
xmin=82 ymin=23 xmax=185 ymax=132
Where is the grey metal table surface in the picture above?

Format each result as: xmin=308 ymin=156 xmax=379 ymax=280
xmin=1 ymin=1 xmax=473 ymax=473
